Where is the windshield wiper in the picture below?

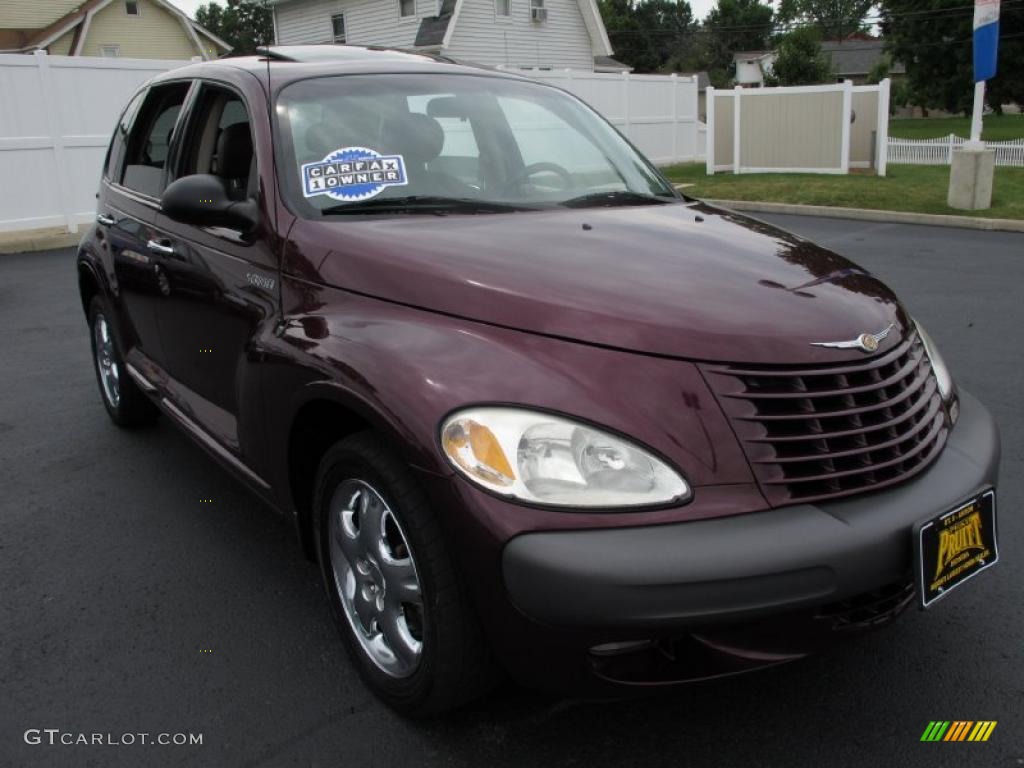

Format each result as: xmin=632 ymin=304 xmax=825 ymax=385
xmin=320 ymin=196 xmax=537 ymax=215
xmin=559 ymin=190 xmax=676 ymax=208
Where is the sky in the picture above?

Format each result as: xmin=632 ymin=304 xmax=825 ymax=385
xmin=168 ymin=0 xmax=724 ymax=25
xmin=167 ymin=0 xmax=208 ymax=19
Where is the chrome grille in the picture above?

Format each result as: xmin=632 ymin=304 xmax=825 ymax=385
xmin=702 ymin=331 xmax=948 ymax=505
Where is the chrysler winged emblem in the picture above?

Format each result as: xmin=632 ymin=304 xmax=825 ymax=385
xmin=811 ymin=323 xmax=895 ymax=353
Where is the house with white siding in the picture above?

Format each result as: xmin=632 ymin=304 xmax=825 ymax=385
xmin=269 ymin=0 xmax=627 ymax=72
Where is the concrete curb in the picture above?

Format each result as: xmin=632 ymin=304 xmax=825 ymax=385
xmin=0 ymin=227 xmax=80 ymax=255
xmin=698 ymin=199 xmax=1024 ymax=233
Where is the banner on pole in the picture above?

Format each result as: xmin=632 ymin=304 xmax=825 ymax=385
xmin=974 ymin=0 xmax=1001 ymax=82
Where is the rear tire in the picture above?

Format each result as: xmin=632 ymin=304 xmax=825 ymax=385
xmin=87 ymin=295 xmax=158 ymax=428
xmin=313 ymin=431 xmax=494 ymax=716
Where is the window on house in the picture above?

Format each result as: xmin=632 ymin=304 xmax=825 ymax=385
xmin=121 ymin=82 xmax=191 ymax=198
xmin=331 ymin=14 xmax=346 ymax=43
xmin=101 ymin=45 xmax=121 ymax=57
xmin=125 ymin=1 xmax=139 ymax=16
xmin=399 ymin=0 xmax=416 ymax=18
xmin=496 ymin=0 xmax=511 ymax=16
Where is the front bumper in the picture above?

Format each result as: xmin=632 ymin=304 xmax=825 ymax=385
xmin=497 ymin=390 xmax=999 ymax=686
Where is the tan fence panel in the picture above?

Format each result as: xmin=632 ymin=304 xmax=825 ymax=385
xmin=850 ymin=90 xmax=879 ymax=168
xmin=711 ymin=92 xmax=734 ymax=170
xmin=740 ymin=89 xmax=844 ymax=171
xmin=706 ymin=80 xmax=890 ymax=176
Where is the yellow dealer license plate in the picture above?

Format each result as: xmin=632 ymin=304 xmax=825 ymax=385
xmin=916 ymin=489 xmax=998 ymax=608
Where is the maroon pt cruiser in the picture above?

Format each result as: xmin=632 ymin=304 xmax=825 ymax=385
xmin=77 ymin=46 xmax=1000 ymax=715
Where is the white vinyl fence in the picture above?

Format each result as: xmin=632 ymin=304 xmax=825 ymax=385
xmin=500 ymin=68 xmax=703 ymax=166
xmin=0 ymin=51 xmax=186 ymax=233
xmin=0 ymin=53 xmax=703 ymax=235
xmin=887 ymin=134 xmax=1024 ymax=167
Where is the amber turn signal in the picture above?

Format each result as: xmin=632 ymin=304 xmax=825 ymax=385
xmin=441 ymin=418 xmax=515 ymax=487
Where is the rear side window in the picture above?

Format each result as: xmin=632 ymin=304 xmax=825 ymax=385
xmin=121 ymin=82 xmax=191 ymax=198
xmin=105 ymin=89 xmax=145 ymax=181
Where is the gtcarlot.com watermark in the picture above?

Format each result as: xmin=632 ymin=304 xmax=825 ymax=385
xmin=24 ymin=729 xmax=203 ymax=747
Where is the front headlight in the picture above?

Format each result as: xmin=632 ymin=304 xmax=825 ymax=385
xmin=440 ymin=407 xmax=690 ymax=508
xmin=915 ymin=320 xmax=958 ymax=420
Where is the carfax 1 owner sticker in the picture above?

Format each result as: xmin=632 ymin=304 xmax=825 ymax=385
xmin=302 ymin=147 xmax=407 ymax=202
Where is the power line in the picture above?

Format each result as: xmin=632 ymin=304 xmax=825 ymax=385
xmin=602 ymin=0 xmax=1023 ymax=34
xmin=611 ymin=30 xmax=1024 ymax=56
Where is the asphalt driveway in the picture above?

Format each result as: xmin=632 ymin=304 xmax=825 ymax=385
xmin=1 ymin=214 xmax=1021 ymax=767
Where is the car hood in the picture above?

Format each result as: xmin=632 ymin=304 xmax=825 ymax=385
xmin=304 ymin=201 xmax=910 ymax=364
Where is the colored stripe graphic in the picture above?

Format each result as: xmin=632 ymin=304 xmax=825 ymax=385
xmin=971 ymin=722 xmax=998 ymax=741
xmin=921 ymin=721 xmax=996 ymax=742
xmin=945 ymin=721 xmax=972 ymax=741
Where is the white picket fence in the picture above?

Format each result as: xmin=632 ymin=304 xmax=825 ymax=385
xmin=887 ymin=134 xmax=1024 ymax=167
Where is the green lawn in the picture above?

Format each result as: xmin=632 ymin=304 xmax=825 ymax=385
xmin=888 ymin=114 xmax=1024 ymax=141
xmin=661 ymin=164 xmax=1024 ymax=220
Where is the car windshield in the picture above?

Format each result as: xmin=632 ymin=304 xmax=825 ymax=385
xmin=275 ymin=73 xmax=678 ymax=215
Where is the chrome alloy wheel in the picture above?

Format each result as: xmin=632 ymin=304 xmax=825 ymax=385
xmin=328 ymin=479 xmax=424 ymax=678
xmin=93 ymin=312 xmax=120 ymax=408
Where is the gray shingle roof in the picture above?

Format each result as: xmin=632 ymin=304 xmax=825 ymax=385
xmin=820 ymin=40 xmax=905 ymax=76
xmin=414 ymin=0 xmax=456 ymax=48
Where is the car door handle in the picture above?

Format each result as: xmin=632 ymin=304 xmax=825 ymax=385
xmin=96 ymin=213 xmax=116 ymax=226
xmin=146 ymin=239 xmax=175 ymax=256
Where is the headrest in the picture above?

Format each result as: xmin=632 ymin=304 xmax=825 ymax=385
xmin=304 ymin=113 xmax=444 ymax=167
xmin=217 ymin=122 xmax=253 ymax=179
xmin=382 ymin=113 xmax=445 ymax=166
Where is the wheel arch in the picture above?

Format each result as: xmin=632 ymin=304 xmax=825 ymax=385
xmin=285 ymin=382 xmax=437 ymax=561
xmin=77 ymin=257 xmax=104 ymax=315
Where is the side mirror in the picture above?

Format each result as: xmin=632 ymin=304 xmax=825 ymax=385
xmin=160 ymin=174 xmax=258 ymax=232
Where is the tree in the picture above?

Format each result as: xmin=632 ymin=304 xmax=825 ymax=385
xmin=599 ymin=0 xmax=696 ymax=73
xmin=776 ymin=0 xmax=874 ymax=41
xmin=881 ymin=0 xmax=1024 ymax=114
xmin=195 ymin=0 xmax=274 ymax=56
xmin=866 ymin=55 xmax=892 ymax=85
xmin=703 ymin=0 xmax=774 ymax=82
xmin=764 ymin=26 xmax=834 ymax=85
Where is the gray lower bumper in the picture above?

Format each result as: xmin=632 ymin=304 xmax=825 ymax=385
xmin=502 ymin=390 xmax=1000 ymax=629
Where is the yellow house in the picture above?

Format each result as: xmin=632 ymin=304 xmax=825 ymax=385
xmin=0 ymin=0 xmax=231 ymax=59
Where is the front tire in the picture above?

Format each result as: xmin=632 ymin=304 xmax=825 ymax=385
xmin=313 ymin=432 xmax=494 ymax=715
xmin=87 ymin=295 xmax=158 ymax=428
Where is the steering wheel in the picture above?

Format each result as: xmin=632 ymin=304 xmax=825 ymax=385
xmin=503 ymin=162 xmax=573 ymax=193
